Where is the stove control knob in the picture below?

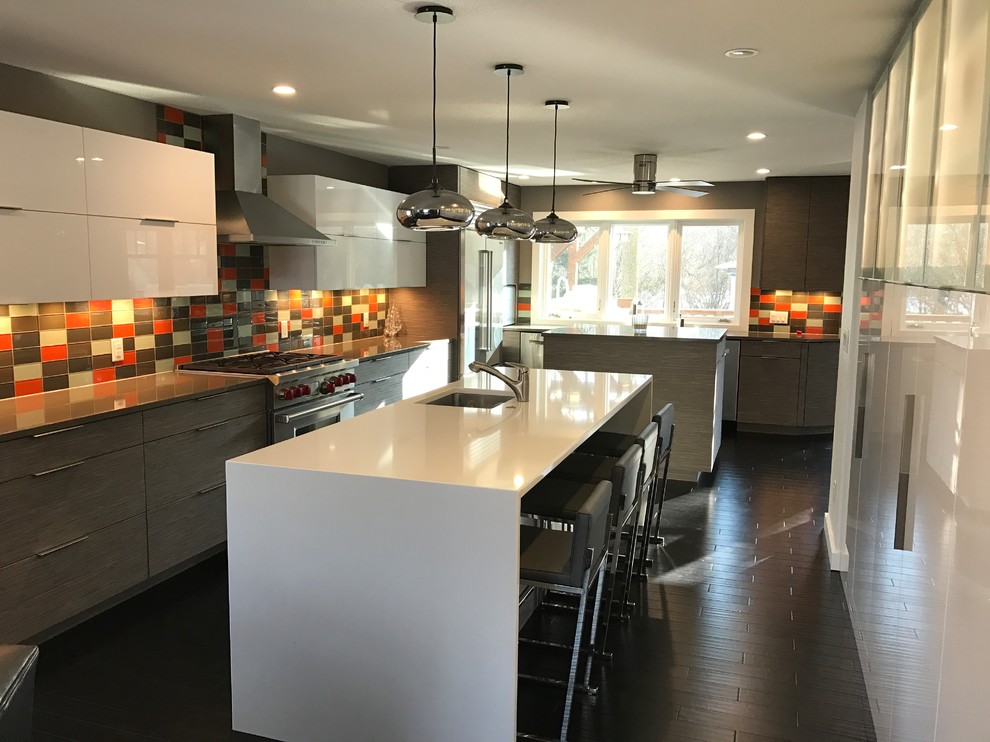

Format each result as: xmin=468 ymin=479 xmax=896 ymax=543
xmin=280 ymin=388 xmax=294 ymax=400
xmin=348 ymin=372 xmax=357 ymax=384
xmin=335 ymin=375 xmax=346 ymax=386
xmin=320 ymin=380 xmax=335 ymax=395
xmin=291 ymin=386 xmax=303 ymax=399
xmin=300 ymin=384 xmax=311 ymax=396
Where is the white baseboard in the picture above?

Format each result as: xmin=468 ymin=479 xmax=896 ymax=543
xmin=824 ymin=511 xmax=849 ymax=572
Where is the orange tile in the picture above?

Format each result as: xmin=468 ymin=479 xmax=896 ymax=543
xmin=250 ymin=279 xmax=266 ymax=290
xmin=806 ymin=326 xmax=824 ymax=335
xmin=758 ymin=317 xmax=771 ymax=326
xmin=301 ymin=308 xmax=313 ymax=319
xmin=824 ymin=304 xmax=842 ymax=313
xmin=290 ymin=299 xmax=302 ymax=310
xmin=90 ymin=300 xmax=112 ymax=311
xmin=774 ymin=303 xmax=791 ymax=311
xmin=153 ymin=320 xmax=172 ymax=334
xmin=117 ymin=351 xmax=136 ymax=366
xmin=174 ymin=355 xmax=192 ymax=366
xmin=749 ymin=309 xmax=759 ymax=318
xmin=351 ymin=313 xmax=361 ymax=324
xmin=252 ymin=334 xmax=266 ymax=346
xmin=14 ymin=379 xmax=44 ymax=397
xmin=251 ymin=312 xmax=265 ymax=325
xmin=0 ymin=335 xmax=10 ymax=352
xmin=289 ymin=289 xmax=302 ymax=300
xmin=333 ymin=325 xmax=343 ymax=334
xmin=190 ymin=305 xmax=207 ymax=318
xmin=266 ymin=343 xmax=279 ymax=352
xmin=518 ymin=303 xmax=531 ymax=311
xmin=41 ymin=345 xmax=68 ymax=362
xmin=223 ymin=303 xmax=237 ymax=315
xmin=207 ymin=328 xmax=223 ymax=341
xmin=221 ymin=268 xmax=237 ymax=280
xmin=208 ymin=339 xmax=224 ymax=353
xmin=163 ymin=106 xmax=184 ymax=123
xmin=751 ymin=287 xmax=761 ymax=296
xmin=133 ymin=298 xmax=153 ymax=309
xmin=791 ymin=311 xmax=807 ymax=320
xmin=220 ymin=244 xmax=237 ymax=256
xmin=93 ymin=368 xmax=116 ymax=384
xmin=66 ymin=312 xmax=90 ymax=328
xmin=113 ymin=323 xmax=135 ymax=338
xmin=14 ymin=394 xmax=45 ymax=412
xmin=157 ymin=132 xmax=167 ymax=144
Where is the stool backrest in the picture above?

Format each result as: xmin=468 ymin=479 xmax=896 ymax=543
xmin=568 ymin=480 xmax=612 ymax=582
xmin=636 ymin=421 xmax=660 ymax=484
xmin=609 ymin=443 xmax=643 ymax=524
xmin=654 ymin=403 xmax=675 ymax=460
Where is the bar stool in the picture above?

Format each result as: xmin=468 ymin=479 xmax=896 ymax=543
xmin=520 ymin=443 xmax=642 ymax=656
xmin=518 ymin=480 xmax=612 ymax=742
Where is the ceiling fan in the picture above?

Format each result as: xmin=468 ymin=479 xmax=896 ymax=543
xmin=574 ymin=154 xmax=713 ymax=197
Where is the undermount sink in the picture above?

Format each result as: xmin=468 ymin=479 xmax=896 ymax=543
xmin=423 ymin=391 xmax=515 ymax=409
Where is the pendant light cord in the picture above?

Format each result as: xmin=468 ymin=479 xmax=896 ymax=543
xmin=503 ymin=69 xmax=511 ymax=202
xmin=550 ymin=103 xmax=559 ymax=215
xmin=430 ymin=11 xmax=439 ymax=187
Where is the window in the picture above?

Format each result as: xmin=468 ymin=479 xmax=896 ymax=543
xmin=532 ymin=210 xmax=755 ymax=329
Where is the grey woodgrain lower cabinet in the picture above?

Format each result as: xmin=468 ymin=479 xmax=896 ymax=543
xmin=737 ymin=356 xmax=802 ymax=426
xmin=148 ymin=485 xmax=227 ymax=575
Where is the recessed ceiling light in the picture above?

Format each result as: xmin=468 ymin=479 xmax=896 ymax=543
xmin=940 ymin=123 xmax=958 ymax=131
xmin=325 ymin=186 xmax=335 ymax=190
xmin=725 ymin=48 xmax=759 ymax=58
xmin=272 ymin=85 xmax=296 ymax=96
xmin=756 ymin=168 xmax=771 ymax=175
xmin=890 ymin=164 xmax=907 ymax=170
xmin=747 ymin=132 xmax=766 ymax=140
xmin=668 ymin=177 xmax=681 ymax=183
xmin=75 ymin=157 xmax=85 ymax=162
xmin=516 ymin=175 xmax=530 ymax=180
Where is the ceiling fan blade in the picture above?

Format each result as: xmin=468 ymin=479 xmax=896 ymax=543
xmin=655 ymin=180 xmax=713 ymax=188
xmin=572 ymin=177 xmax=633 ymax=186
xmin=582 ymin=185 xmax=633 ymax=196
xmin=655 ymin=185 xmax=710 ymax=197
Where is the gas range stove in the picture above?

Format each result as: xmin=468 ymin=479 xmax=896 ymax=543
xmin=178 ymin=350 xmax=364 ymax=443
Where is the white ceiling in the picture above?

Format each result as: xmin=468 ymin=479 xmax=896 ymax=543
xmin=0 ymin=0 xmax=917 ymax=186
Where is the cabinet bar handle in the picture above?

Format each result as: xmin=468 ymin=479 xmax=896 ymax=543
xmin=893 ymin=394 xmax=916 ymax=551
xmin=32 ymin=424 xmax=84 ymax=438
xmin=32 ymin=460 xmax=86 ymax=477
xmin=140 ymin=217 xmax=177 ymax=224
xmin=195 ymin=392 xmax=228 ymax=402
xmin=196 ymin=482 xmax=225 ymax=496
xmin=0 ymin=205 xmax=23 ymax=211
xmin=196 ymin=419 xmax=231 ymax=432
xmin=36 ymin=535 xmax=88 ymax=558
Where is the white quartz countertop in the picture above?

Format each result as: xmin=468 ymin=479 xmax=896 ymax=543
xmin=230 ymin=368 xmax=651 ymax=494
xmin=546 ymin=323 xmax=727 ymax=341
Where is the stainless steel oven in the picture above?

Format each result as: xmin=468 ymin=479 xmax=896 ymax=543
xmin=179 ymin=351 xmax=363 ymax=445
xmin=272 ymin=389 xmax=363 ymax=443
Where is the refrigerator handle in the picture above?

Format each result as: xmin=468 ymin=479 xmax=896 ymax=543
xmin=478 ymin=250 xmax=492 ymax=351
xmin=486 ymin=250 xmax=494 ymax=351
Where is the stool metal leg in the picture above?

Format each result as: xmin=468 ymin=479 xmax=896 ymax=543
xmin=559 ymin=568 xmax=590 ymax=742
xmin=582 ymin=560 xmax=607 ymax=688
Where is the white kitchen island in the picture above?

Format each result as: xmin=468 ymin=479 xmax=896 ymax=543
xmin=226 ymin=368 xmax=652 ymax=742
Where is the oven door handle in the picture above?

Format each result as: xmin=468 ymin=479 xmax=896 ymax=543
xmin=273 ymin=393 xmax=364 ymax=424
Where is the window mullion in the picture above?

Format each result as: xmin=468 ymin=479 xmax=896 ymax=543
xmin=598 ymin=222 xmax=610 ymax=317
xmin=668 ymin=222 xmax=682 ymax=321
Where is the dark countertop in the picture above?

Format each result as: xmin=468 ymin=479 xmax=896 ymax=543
xmin=0 ymin=373 xmax=264 ymax=439
xmin=545 ymin=324 xmax=727 ymax=341
xmin=729 ymin=330 xmax=840 ymax=343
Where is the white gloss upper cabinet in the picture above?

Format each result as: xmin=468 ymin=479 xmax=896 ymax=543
xmin=88 ymin=217 xmax=218 ymax=300
xmin=0 ymin=111 xmax=88 ymax=214
xmin=348 ymin=236 xmax=425 ymax=288
xmin=82 ymin=129 xmax=216 ymax=225
xmin=0 ymin=210 xmax=90 ymax=303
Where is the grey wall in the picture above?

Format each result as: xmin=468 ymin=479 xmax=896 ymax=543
xmin=266 ymin=135 xmax=388 ymax=188
xmin=0 ymin=62 xmax=155 ymax=140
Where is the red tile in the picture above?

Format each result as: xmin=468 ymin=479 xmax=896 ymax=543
xmin=749 ymin=309 xmax=759 ymax=318
xmin=806 ymin=326 xmax=824 ymax=335
xmin=118 ymin=351 xmax=136 ymax=366
xmin=174 ymin=355 xmax=192 ymax=366
xmin=312 ymin=335 xmax=323 ymax=346
xmin=518 ymin=303 xmax=531 ymax=311
xmin=751 ymin=287 xmax=761 ymax=296
xmin=261 ymin=155 xmax=268 ymax=168
xmin=791 ymin=311 xmax=807 ymax=320
xmin=251 ymin=312 xmax=265 ymax=325
xmin=301 ymin=308 xmax=313 ymax=319
xmin=250 ymin=279 xmax=266 ymax=290
xmin=92 ymin=368 xmax=115 ymax=384
xmin=190 ymin=305 xmax=207 ymax=318
xmin=157 ymin=132 xmax=167 ymax=143
xmin=774 ymin=303 xmax=791 ymax=311
xmin=824 ymin=304 xmax=842 ymax=313
xmin=267 ymin=343 xmax=279 ymax=352
xmin=153 ymin=320 xmax=173 ymax=334
xmin=758 ymin=317 xmax=771 ymax=326
xmin=221 ymin=268 xmax=237 ymax=280
xmin=370 ymin=301 xmax=378 ymax=312
xmin=351 ymin=313 xmax=361 ymax=324
xmin=220 ymin=244 xmax=237 ymax=256
xmin=207 ymin=328 xmax=223 ymax=341
xmin=66 ymin=312 xmax=90 ymax=328
xmin=252 ymin=334 xmax=266 ymax=346
xmin=263 ymin=268 xmax=270 ymax=280
xmin=223 ymin=303 xmax=237 ymax=316
xmin=41 ymin=345 xmax=68 ymax=362
xmin=90 ymin=300 xmax=112 ymax=311
xmin=333 ymin=324 xmax=343 ymax=334
xmin=113 ymin=323 xmax=135 ymax=338
xmin=0 ymin=335 xmax=11 ymax=352
xmin=14 ymin=379 xmax=44 ymax=396
xmin=163 ymin=106 xmax=184 ymax=124
xmin=133 ymin=298 xmax=153 ymax=309
xmin=208 ymin=339 xmax=224 ymax=353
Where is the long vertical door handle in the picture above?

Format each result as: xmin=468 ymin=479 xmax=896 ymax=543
xmin=486 ymin=250 xmax=494 ymax=351
xmin=477 ymin=252 xmax=489 ymax=351
xmin=894 ymin=394 xmax=916 ymax=551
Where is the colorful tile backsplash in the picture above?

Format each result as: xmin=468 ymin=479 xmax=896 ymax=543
xmin=0 ymin=243 xmax=387 ymax=400
xmin=748 ymin=288 xmax=842 ymax=336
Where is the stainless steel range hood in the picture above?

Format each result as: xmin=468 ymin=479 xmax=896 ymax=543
xmin=203 ymin=114 xmax=331 ymax=246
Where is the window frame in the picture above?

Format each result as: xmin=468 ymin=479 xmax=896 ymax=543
xmin=530 ymin=208 xmax=756 ymax=331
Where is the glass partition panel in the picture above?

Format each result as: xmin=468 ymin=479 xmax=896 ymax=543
xmin=928 ymin=0 xmax=990 ymax=288
xmin=876 ymin=41 xmax=912 ymax=280
xmin=862 ymin=80 xmax=889 ymax=279
xmin=897 ymin=0 xmax=945 ymax=283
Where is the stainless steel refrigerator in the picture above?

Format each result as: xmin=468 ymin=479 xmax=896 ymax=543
xmin=461 ymin=228 xmax=516 ymax=377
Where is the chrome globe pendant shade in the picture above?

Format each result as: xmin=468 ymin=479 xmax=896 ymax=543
xmin=475 ymin=64 xmax=536 ymax=240
xmin=532 ymin=100 xmax=577 ymax=244
xmin=395 ymin=6 xmax=474 ymax=231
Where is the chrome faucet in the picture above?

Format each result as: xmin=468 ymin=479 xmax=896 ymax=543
xmin=468 ymin=361 xmax=530 ymax=402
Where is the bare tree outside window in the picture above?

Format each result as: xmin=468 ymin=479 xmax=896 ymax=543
xmin=679 ymin=225 xmax=739 ymax=317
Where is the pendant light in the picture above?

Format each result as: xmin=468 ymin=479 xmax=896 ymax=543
xmin=475 ymin=64 xmax=536 ymax=240
xmin=532 ymin=100 xmax=578 ymax=244
xmin=395 ymin=5 xmax=475 ymax=231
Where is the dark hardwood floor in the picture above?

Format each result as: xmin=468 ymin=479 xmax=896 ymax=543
xmin=32 ymin=433 xmax=875 ymax=742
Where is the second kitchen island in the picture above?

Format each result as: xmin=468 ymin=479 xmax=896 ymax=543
xmin=225 ymin=368 xmax=652 ymax=742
